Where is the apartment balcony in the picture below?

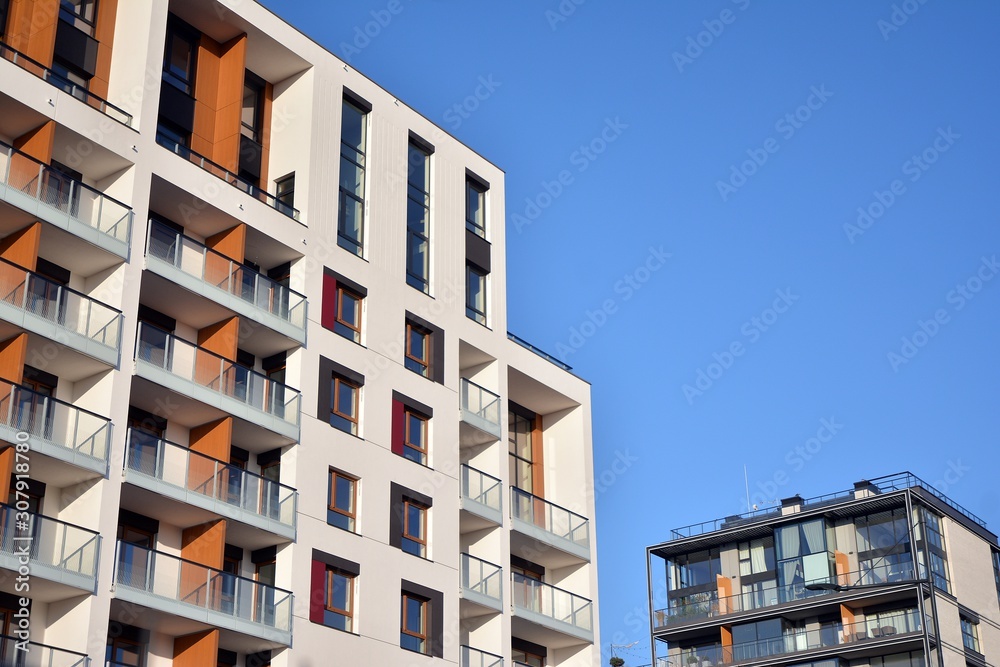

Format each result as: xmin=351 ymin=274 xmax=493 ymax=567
xmin=133 ymin=323 xmax=301 ymax=442
xmin=0 ymin=141 xmax=132 ymax=258
xmin=112 ymin=541 xmax=293 ymax=647
xmin=510 ymin=488 xmax=590 ymax=567
xmin=0 ymin=378 xmax=110 ymax=478
xmin=460 ymin=553 xmax=503 ymax=616
xmin=155 ymin=132 xmax=301 ymax=223
xmin=667 ymin=609 xmax=927 ymax=666
xmin=0 ymin=39 xmax=132 ymax=127
xmin=653 ymin=565 xmax=919 ymax=631
xmin=0 ymin=504 xmax=100 ymax=599
xmin=460 ymin=378 xmax=501 ymax=444
xmin=0 ymin=258 xmax=122 ymax=366
xmin=122 ymin=429 xmax=296 ymax=543
xmin=144 ymin=221 xmax=306 ymax=345
xmin=460 ymin=464 xmax=503 ymax=529
xmin=0 ymin=634 xmax=90 ymax=666
xmin=461 ymin=645 xmax=503 ymax=667
xmin=511 ymin=573 xmax=593 ymax=647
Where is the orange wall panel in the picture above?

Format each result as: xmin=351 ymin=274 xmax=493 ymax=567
xmin=6 ymin=0 xmax=59 ymax=66
xmin=89 ymin=0 xmax=119 ymax=100
xmin=260 ymin=82 xmax=274 ymax=187
xmin=0 ymin=222 xmax=41 ymax=272
xmin=191 ymin=33 xmax=246 ymax=170
xmin=716 ymin=574 xmax=733 ymax=613
xmin=172 ymin=629 xmax=219 ymax=667
xmin=187 ymin=417 xmax=232 ymax=499
xmin=0 ymin=448 xmax=14 ymax=499
xmin=180 ymin=519 xmax=226 ymax=607
xmin=0 ymin=334 xmax=29 ymax=384
xmin=13 ymin=121 xmax=55 ymax=163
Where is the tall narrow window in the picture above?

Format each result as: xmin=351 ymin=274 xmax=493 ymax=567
xmin=961 ymin=616 xmax=981 ymax=653
xmin=466 ymin=177 xmax=486 ymax=237
xmin=242 ymin=72 xmax=265 ymax=143
xmin=404 ymin=321 xmax=430 ymax=377
xmin=275 ymin=174 xmax=295 ymax=216
xmin=400 ymin=593 xmax=428 ymax=653
xmin=917 ymin=508 xmax=950 ymax=593
xmin=401 ymin=499 xmax=428 ymax=557
xmin=328 ymin=470 xmax=358 ymax=532
xmin=406 ymin=141 xmax=430 ymax=292
xmin=339 ymin=99 xmax=367 ymax=256
xmin=509 ymin=410 xmax=534 ymax=493
xmin=466 ymin=264 xmax=487 ymax=325
xmin=162 ymin=18 xmax=198 ymax=95
xmin=403 ymin=409 xmax=428 ymax=465
xmin=325 ymin=568 xmax=355 ymax=632
xmin=330 ymin=375 xmax=359 ymax=435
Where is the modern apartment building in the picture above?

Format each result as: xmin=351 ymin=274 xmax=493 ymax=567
xmin=645 ymin=472 xmax=998 ymax=667
xmin=0 ymin=0 xmax=600 ymax=665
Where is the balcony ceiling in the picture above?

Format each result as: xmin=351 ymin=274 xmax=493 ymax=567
xmin=0 ymin=91 xmax=48 ymax=140
xmin=508 ymin=367 xmax=579 ymax=415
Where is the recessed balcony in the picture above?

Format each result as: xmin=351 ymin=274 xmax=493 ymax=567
xmin=510 ymin=488 xmax=590 ymax=567
xmin=0 ymin=504 xmax=100 ymax=599
xmin=0 ymin=141 xmax=132 ymax=258
xmin=0 ymin=39 xmax=132 ymax=127
xmin=0 ymin=378 xmax=110 ymax=478
xmin=460 ymin=464 xmax=503 ymax=529
xmin=144 ymin=221 xmax=306 ymax=344
xmin=460 ymin=378 xmax=501 ymax=444
xmin=113 ymin=541 xmax=293 ymax=646
xmin=460 ymin=553 xmax=503 ymax=616
xmin=0 ymin=257 xmax=122 ymax=366
xmin=0 ymin=634 xmax=90 ymax=666
xmin=133 ymin=323 xmax=300 ymax=441
xmin=511 ymin=573 xmax=593 ymax=646
xmin=122 ymin=429 xmax=296 ymax=541
xmin=460 ymin=645 xmax=503 ymax=667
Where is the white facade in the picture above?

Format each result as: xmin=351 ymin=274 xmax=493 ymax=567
xmin=0 ymin=0 xmax=600 ymax=665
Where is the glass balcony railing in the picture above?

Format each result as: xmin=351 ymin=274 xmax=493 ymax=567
xmin=460 ymin=378 xmax=501 ymax=438
xmin=461 ymin=464 xmax=502 ymax=519
xmin=460 ymin=645 xmax=503 ymax=667
xmin=155 ymin=132 xmax=301 ymax=221
xmin=124 ymin=429 xmax=296 ymax=535
xmin=0 ymin=504 xmax=100 ymax=591
xmin=0 ymin=141 xmax=133 ymax=254
xmin=511 ymin=487 xmax=590 ymax=551
xmin=511 ymin=573 xmax=593 ymax=638
xmin=134 ymin=322 xmax=301 ymax=432
xmin=145 ymin=220 xmax=306 ymax=338
xmin=461 ymin=553 xmax=503 ymax=608
xmin=0 ymin=378 xmax=111 ymax=472
xmin=0 ymin=39 xmax=133 ymax=126
xmin=654 ymin=565 xmax=918 ymax=627
xmin=113 ymin=541 xmax=293 ymax=638
xmin=0 ymin=257 xmax=122 ymax=362
xmin=0 ymin=634 xmax=90 ymax=666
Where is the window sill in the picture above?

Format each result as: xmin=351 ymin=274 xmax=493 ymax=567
xmin=330 ymin=425 xmax=364 ymax=441
xmin=326 ymin=521 xmax=361 ymax=538
xmin=316 ymin=622 xmax=360 ymax=637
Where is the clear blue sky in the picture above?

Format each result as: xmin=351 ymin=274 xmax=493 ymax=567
xmin=265 ymin=1 xmax=1000 ymax=663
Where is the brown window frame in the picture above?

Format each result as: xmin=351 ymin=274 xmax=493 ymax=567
xmin=404 ymin=321 xmax=430 ymax=377
xmin=328 ymin=470 xmax=358 ymax=531
xmin=330 ymin=376 xmax=359 ymax=435
xmin=324 ymin=567 xmax=355 ymax=629
xmin=400 ymin=592 xmax=428 ymax=653
xmin=403 ymin=409 xmax=428 ymax=465
xmin=336 ymin=286 xmax=363 ymax=342
xmin=402 ymin=499 xmax=428 ymax=557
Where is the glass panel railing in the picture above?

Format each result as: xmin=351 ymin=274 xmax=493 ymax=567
xmin=461 ymin=553 xmax=503 ymax=605
xmin=155 ymin=132 xmax=301 ymax=221
xmin=511 ymin=573 xmax=592 ymax=634
xmin=124 ymin=429 xmax=296 ymax=530
xmin=511 ymin=487 xmax=590 ymax=550
xmin=460 ymin=378 xmax=500 ymax=430
xmin=0 ymin=39 xmax=132 ymax=126
xmin=0 ymin=378 xmax=111 ymax=462
xmin=654 ymin=565 xmax=919 ymax=626
xmin=0 ymin=634 xmax=90 ymax=666
xmin=461 ymin=464 xmax=502 ymax=513
xmin=114 ymin=541 xmax=292 ymax=632
xmin=0 ymin=257 xmax=123 ymax=351
xmin=145 ymin=220 xmax=306 ymax=331
xmin=0 ymin=504 xmax=100 ymax=581
xmin=460 ymin=645 xmax=503 ymax=667
xmin=134 ymin=322 xmax=301 ymax=427
xmin=0 ymin=141 xmax=133 ymax=246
